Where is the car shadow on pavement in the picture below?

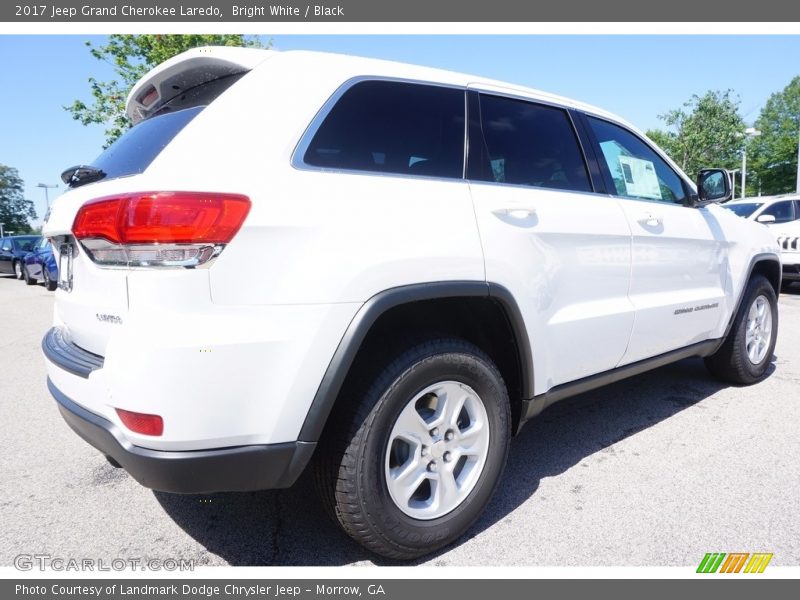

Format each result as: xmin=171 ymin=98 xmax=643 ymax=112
xmin=154 ymin=356 xmax=775 ymax=566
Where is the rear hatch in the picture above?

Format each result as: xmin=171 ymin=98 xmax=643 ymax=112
xmin=44 ymin=46 xmax=268 ymax=356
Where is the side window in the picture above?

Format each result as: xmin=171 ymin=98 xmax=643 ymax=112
xmin=303 ymin=80 xmax=465 ymax=179
xmin=761 ymin=201 xmax=795 ymax=223
xmin=587 ymin=116 xmax=687 ymax=205
xmin=471 ymin=94 xmax=591 ymax=192
xmin=0 ymin=239 xmax=10 ymax=252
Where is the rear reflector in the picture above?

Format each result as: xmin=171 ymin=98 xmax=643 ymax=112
xmin=116 ymin=408 xmax=164 ymax=436
xmin=73 ymin=191 xmax=251 ymax=245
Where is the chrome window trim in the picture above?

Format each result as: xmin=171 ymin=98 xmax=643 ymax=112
xmin=291 ymin=76 xmax=469 ymax=184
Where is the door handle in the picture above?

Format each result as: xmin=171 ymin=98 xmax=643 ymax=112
xmin=493 ymin=206 xmax=537 ymax=220
xmin=638 ymin=213 xmax=662 ymax=227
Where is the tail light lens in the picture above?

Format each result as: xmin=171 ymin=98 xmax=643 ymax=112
xmin=72 ymin=191 xmax=250 ymax=267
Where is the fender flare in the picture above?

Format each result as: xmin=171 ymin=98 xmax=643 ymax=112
xmin=298 ymin=281 xmax=534 ymax=442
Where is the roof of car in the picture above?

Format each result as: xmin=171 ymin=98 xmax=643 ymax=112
xmin=130 ymin=46 xmax=640 ymax=136
xmin=726 ymin=194 xmax=800 ymax=205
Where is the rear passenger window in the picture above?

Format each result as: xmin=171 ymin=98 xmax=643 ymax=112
xmin=588 ymin=117 xmax=687 ymax=205
xmin=470 ymin=94 xmax=591 ymax=192
xmin=303 ymin=81 xmax=465 ymax=179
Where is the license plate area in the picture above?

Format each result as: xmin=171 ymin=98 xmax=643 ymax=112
xmin=58 ymin=242 xmax=74 ymax=292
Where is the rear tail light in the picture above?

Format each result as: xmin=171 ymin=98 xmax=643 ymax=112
xmin=72 ymin=191 xmax=250 ymax=267
xmin=115 ymin=408 xmax=164 ymax=436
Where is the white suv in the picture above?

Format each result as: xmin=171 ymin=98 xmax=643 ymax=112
xmin=43 ymin=47 xmax=781 ymax=559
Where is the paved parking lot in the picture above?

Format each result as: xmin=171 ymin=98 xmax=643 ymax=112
xmin=1 ymin=274 xmax=799 ymax=567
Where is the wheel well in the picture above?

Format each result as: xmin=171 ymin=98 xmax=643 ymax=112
xmin=334 ymin=296 xmax=527 ymax=434
xmin=752 ymin=259 xmax=781 ymax=294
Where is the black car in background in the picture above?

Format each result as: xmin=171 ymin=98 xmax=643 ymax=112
xmin=0 ymin=235 xmax=42 ymax=279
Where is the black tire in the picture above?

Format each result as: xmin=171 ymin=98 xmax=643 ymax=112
xmin=313 ymin=337 xmax=511 ymax=560
xmin=13 ymin=261 xmax=24 ymax=280
xmin=23 ymin=265 xmax=36 ymax=285
xmin=43 ymin=268 xmax=57 ymax=291
xmin=705 ymin=275 xmax=778 ymax=385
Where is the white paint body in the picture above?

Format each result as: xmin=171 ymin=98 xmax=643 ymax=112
xmin=43 ymin=48 xmax=779 ymax=451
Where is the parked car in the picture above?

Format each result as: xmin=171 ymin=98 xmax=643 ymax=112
xmin=724 ymin=195 xmax=800 ymax=285
xmin=42 ymin=47 xmax=781 ymax=559
xmin=723 ymin=194 xmax=800 ymax=230
xmin=0 ymin=235 xmax=41 ymax=279
xmin=775 ymin=223 xmax=800 ymax=286
xmin=23 ymin=237 xmax=58 ymax=290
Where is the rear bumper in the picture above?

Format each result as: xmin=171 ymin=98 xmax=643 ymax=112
xmin=48 ymin=378 xmax=315 ymax=494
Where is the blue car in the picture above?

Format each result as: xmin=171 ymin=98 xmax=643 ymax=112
xmin=23 ymin=237 xmax=58 ymax=291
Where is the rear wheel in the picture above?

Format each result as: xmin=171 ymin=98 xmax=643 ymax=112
xmin=705 ymin=275 xmax=778 ymax=384
xmin=43 ymin=268 xmax=57 ymax=291
xmin=23 ymin=264 xmax=36 ymax=285
xmin=13 ymin=261 xmax=24 ymax=280
xmin=314 ymin=338 xmax=511 ymax=559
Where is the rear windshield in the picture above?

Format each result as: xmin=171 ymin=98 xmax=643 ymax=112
xmin=723 ymin=202 xmax=762 ymax=218
xmin=82 ymin=72 xmax=246 ymax=184
xmin=90 ymin=106 xmax=203 ymax=182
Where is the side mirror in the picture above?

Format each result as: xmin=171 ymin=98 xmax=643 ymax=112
xmin=695 ymin=168 xmax=732 ymax=206
xmin=756 ymin=214 xmax=776 ymax=224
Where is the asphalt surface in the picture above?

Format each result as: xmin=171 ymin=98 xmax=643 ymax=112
xmin=1 ymin=274 xmax=799 ymax=567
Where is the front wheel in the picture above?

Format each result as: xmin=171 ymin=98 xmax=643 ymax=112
xmin=13 ymin=261 xmax=24 ymax=280
xmin=314 ymin=338 xmax=511 ymax=559
xmin=705 ymin=275 xmax=778 ymax=384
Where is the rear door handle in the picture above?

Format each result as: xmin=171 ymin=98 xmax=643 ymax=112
xmin=493 ymin=206 xmax=537 ymax=220
xmin=637 ymin=213 xmax=663 ymax=227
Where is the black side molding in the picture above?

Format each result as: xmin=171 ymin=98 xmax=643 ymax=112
xmin=298 ymin=281 xmax=534 ymax=442
xmin=42 ymin=327 xmax=104 ymax=378
xmin=520 ymin=339 xmax=720 ymax=422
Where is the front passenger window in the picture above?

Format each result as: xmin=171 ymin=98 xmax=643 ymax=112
xmin=588 ymin=116 xmax=688 ymax=205
xmin=760 ymin=201 xmax=795 ymax=223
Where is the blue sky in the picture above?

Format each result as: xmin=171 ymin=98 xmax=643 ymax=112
xmin=1 ymin=34 xmax=799 ymax=228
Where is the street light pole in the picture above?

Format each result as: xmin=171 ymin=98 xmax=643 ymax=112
xmin=729 ymin=169 xmax=739 ymax=198
xmin=741 ymin=127 xmax=761 ymax=199
xmin=36 ymin=183 xmax=58 ymax=212
xmin=796 ymin=124 xmax=800 ymax=194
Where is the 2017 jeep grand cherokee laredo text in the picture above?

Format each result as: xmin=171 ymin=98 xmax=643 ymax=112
xmin=42 ymin=47 xmax=781 ymax=559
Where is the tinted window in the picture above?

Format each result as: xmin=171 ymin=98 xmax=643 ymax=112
xmin=760 ymin=201 xmax=796 ymax=223
xmin=304 ymin=81 xmax=465 ymax=179
xmin=724 ymin=202 xmax=763 ymax=218
xmin=588 ymin=117 xmax=687 ymax=204
xmin=0 ymin=239 xmax=10 ymax=251
xmin=89 ymin=106 xmax=203 ymax=183
xmin=12 ymin=236 xmax=40 ymax=252
xmin=471 ymin=95 xmax=591 ymax=192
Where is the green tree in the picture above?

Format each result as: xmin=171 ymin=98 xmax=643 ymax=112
xmin=66 ymin=34 xmax=264 ymax=147
xmin=749 ymin=76 xmax=800 ymax=196
xmin=646 ymin=90 xmax=745 ymax=180
xmin=0 ymin=165 xmax=37 ymax=234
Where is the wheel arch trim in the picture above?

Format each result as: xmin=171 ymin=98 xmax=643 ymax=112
xmin=298 ymin=281 xmax=534 ymax=442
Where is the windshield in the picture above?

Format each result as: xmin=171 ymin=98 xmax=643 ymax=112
xmin=723 ymin=202 xmax=762 ymax=218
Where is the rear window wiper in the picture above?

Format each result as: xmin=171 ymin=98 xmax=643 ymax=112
xmin=61 ymin=165 xmax=107 ymax=188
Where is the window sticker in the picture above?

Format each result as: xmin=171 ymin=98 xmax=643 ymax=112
xmin=617 ymin=155 xmax=662 ymax=200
